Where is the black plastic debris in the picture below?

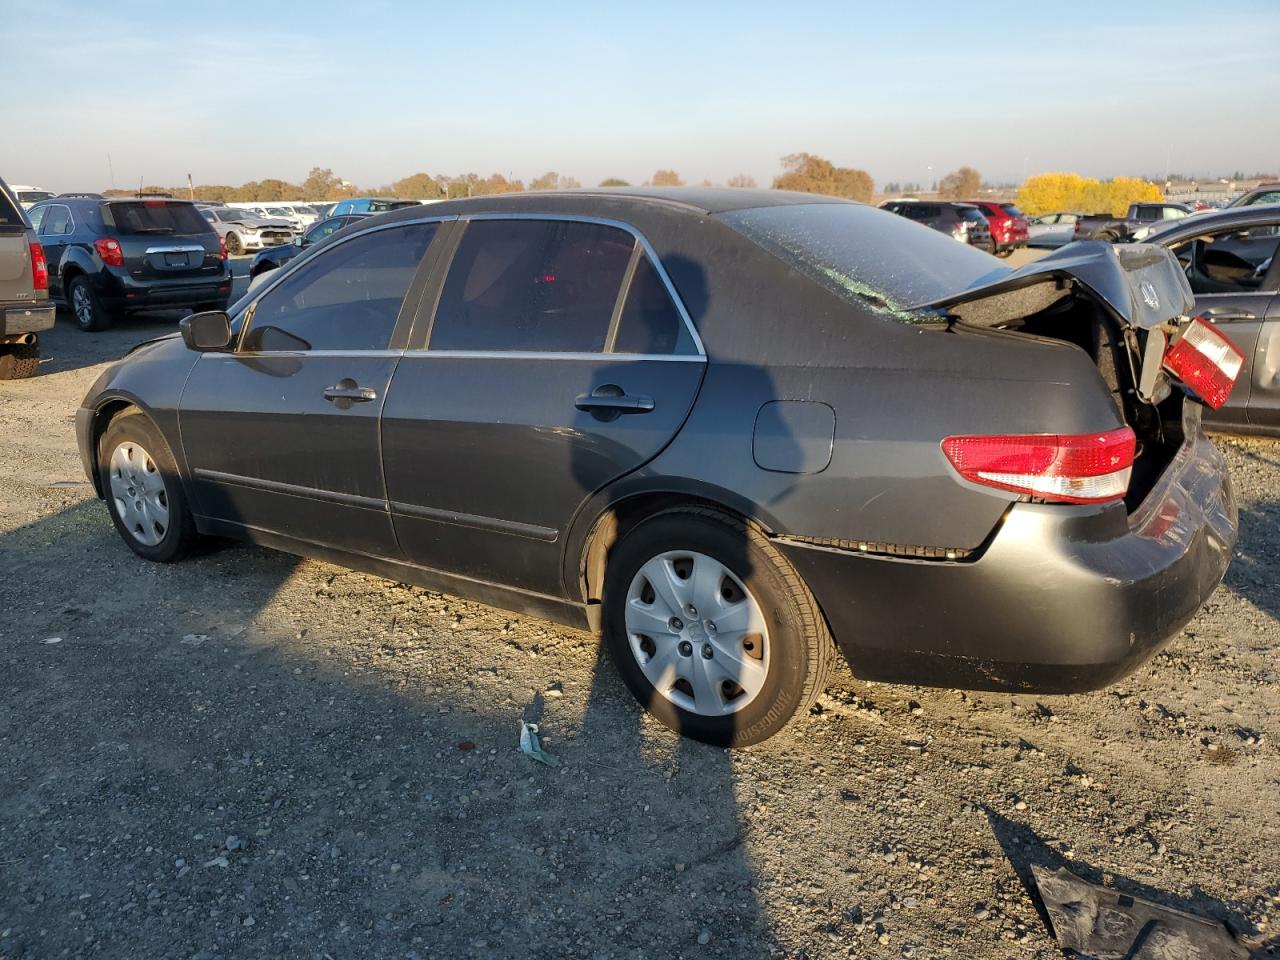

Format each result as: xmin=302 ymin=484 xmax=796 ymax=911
xmin=1032 ymin=864 xmax=1249 ymax=960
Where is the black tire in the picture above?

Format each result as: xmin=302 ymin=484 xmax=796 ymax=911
xmin=0 ymin=342 xmax=40 ymax=380
xmin=97 ymin=408 xmax=199 ymax=563
xmin=224 ymin=232 xmax=243 ymax=256
xmin=1099 ymin=231 xmax=1119 ymax=244
xmin=69 ymin=275 xmax=113 ymax=332
xmin=995 ymin=248 xmax=1012 ymax=258
xmin=602 ymin=507 xmax=835 ymax=747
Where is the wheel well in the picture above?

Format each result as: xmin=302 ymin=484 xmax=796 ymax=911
xmin=578 ymin=493 xmax=767 ymax=610
xmin=61 ymin=263 xmax=84 ymax=289
xmin=89 ymin=400 xmax=140 ymax=495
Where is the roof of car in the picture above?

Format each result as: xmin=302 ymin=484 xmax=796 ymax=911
xmin=377 ymin=187 xmax=852 ymax=222
xmin=1148 ymin=202 xmax=1280 ymax=243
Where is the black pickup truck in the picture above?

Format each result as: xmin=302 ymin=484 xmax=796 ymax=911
xmin=1074 ymin=202 xmax=1195 ymax=243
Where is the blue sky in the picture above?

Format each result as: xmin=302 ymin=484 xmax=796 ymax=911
xmin=3 ymin=0 xmax=1278 ymax=193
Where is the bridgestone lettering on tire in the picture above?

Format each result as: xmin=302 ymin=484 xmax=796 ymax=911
xmin=602 ymin=506 xmax=834 ymax=747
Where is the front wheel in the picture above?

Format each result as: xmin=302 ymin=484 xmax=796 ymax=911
xmin=224 ymin=232 xmax=243 ymax=256
xmin=995 ymin=247 xmax=1012 ymax=258
xmin=98 ymin=409 xmax=199 ymax=562
xmin=603 ymin=507 xmax=834 ymax=747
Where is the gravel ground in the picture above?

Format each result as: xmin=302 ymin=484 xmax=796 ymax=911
xmin=1 ymin=296 xmax=1278 ymax=960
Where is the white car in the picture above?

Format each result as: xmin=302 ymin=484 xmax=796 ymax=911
xmin=200 ymin=206 xmax=296 ymax=255
xmin=9 ymin=185 xmax=55 ymax=209
xmin=229 ymin=203 xmax=311 ymax=233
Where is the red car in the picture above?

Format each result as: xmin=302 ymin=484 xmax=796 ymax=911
xmin=968 ymin=201 xmax=1029 ymax=257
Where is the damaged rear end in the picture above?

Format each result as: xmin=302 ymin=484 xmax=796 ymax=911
xmin=784 ymin=240 xmax=1240 ymax=692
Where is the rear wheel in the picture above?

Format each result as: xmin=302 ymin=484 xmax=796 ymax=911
xmin=603 ymin=507 xmax=834 ymax=747
xmin=98 ymin=409 xmax=199 ymax=563
xmin=69 ymin=276 xmax=113 ymax=332
xmin=0 ymin=342 xmax=40 ymax=379
xmin=224 ymin=232 xmax=243 ymax=256
xmin=995 ymin=247 xmax=1012 ymax=258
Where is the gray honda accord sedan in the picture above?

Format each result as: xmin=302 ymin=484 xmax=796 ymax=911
xmin=77 ymin=189 xmax=1240 ymax=745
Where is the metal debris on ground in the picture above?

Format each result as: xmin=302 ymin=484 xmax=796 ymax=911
xmin=518 ymin=721 xmax=559 ymax=767
xmin=1031 ymin=864 xmax=1249 ymax=959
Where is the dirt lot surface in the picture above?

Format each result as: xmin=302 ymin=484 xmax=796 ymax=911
xmin=2 ymin=297 xmax=1278 ymax=959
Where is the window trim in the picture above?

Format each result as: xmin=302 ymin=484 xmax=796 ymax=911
xmin=410 ymin=213 xmax=705 ymax=359
xmin=231 ymin=215 xmax=454 ymax=356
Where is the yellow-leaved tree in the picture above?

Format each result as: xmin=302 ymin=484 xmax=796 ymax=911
xmin=1017 ymin=173 xmax=1163 ymax=216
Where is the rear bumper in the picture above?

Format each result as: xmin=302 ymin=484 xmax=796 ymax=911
xmin=2 ymin=300 xmax=56 ymax=335
xmin=99 ymin=268 xmax=232 ymax=311
xmin=780 ymin=406 xmax=1238 ymax=693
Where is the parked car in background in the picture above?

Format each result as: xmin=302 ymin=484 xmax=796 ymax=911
xmin=1148 ymin=204 xmax=1280 ymax=435
xmin=1074 ymin=202 xmax=1194 ymax=242
xmin=248 ymin=213 xmax=370 ymax=279
xmin=880 ymin=199 xmax=994 ymax=251
xmin=0 ymin=176 xmax=54 ymax=379
xmin=76 ymin=188 xmax=1238 ymax=746
xmin=1027 ymin=212 xmax=1082 ymax=248
xmin=1226 ymin=183 xmax=1280 ymax=209
xmin=328 ymin=197 xmax=421 ymax=216
xmin=309 ymin=203 xmax=334 ymax=218
xmin=25 ymin=195 xmax=230 ymax=331
xmin=966 ymin=201 xmax=1028 ymax=257
xmin=200 ymin=206 xmax=294 ymax=255
xmin=10 ymin=185 xmax=55 ymax=209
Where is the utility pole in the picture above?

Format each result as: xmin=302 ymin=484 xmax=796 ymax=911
xmin=107 ymin=153 xmax=116 ymax=190
xmin=187 ymin=173 xmax=194 ymax=200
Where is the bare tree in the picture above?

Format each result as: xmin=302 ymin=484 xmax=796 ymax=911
xmin=937 ymin=166 xmax=982 ymax=200
xmin=772 ymin=153 xmax=873 ymax=202
xmin=650 ymin=170 xmax=684 ymax=187
xmin=727 ymin=174 xmax=757 ymax=188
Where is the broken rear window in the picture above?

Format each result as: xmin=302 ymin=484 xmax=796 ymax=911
xmin=721 ymin=202 xmax=1008 ymax=316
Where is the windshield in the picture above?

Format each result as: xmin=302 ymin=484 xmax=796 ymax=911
xmin=18 ymin=190 xmax=54 ymax=204
xmin=1000 ymin=204 xmax=1025 ymax=217
xmin=108 ymin=201 xmax=212 ymax=235
xmin=721 ymin=202 xmax=1008 ymax=316
xmin=263 ymin=207 xmax=291 ymax=217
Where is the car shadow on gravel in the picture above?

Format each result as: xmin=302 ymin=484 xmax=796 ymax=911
xmin=0 ymin=496 xmax=779 ymax=959
xmin=983 ymin=807 xmax=1276 ymax=956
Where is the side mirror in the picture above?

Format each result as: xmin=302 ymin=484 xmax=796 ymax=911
xmin=179 ymin=310 xmax=232 ymax=352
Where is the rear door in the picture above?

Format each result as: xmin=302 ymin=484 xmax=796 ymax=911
xmin=105 ymin=201 xmax=223 ymax=281
xmin=382 ymin=215 xmax=706 ymax=596
xmin=36 ymin=203 xmax=74 ymax=294
xmin=178 ymin=219 xmax=442 ymax=556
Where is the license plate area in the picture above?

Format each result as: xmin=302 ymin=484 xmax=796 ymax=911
xmin=164 ymin=252 xmax=189 ymax=267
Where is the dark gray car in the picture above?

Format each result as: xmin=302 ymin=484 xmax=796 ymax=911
xmin=0 ymin=176 xmax=54 ymax=378
xmin=1148 ymin=203 xmax=1280 ymax=434
xmin=76 ymin=189 xmax=1239 ymax=745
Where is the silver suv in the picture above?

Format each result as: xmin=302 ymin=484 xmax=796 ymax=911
xmin=0 ymin=176 xmax=54 ymax=379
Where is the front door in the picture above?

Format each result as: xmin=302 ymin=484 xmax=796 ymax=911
xmin=178 ymin=220 xmax=441 ymax=557
xmin=1167 ymin=218 xmax=1280 ymax=429
xmin=381 ymin=217 xmax=706 ymax=597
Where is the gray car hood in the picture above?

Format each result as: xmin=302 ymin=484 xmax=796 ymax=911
xmin=919 ymin=240 xmax=1194 ymax=330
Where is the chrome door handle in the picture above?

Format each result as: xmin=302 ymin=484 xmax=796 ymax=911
xmin=323 ymin=379 xmax=377 ymax=403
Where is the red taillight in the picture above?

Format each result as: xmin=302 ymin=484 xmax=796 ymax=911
xmin=219 ymin=236 xmax=228 ymax=261
xmin=29 ymin=241 xmax=48 ymax=291
xmin=1163 ymin=317 xmax=1244 ymax=410
xmin=144 ymin=200 xmax=165 ymax=207
xmin=941 ymin=427 xmax=1136 ymax=504
xmin=94 ymin=237 xmax=124 ymax=267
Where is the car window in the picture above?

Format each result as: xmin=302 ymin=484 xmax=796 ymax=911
xmin=108 ymin=201 xmax=210 ymax=235
xmin=1170 ymin=225 xmax=1280 ymax=295
xmin=612 ymin=254 xmax=697 ymax=355
xmin=241 ymin=222 xmax=437 ymax=353
xmin=1244 ymin=190 xmax=1280 ymax=206
xmin=1135 ymin=207 xmax=1158 ymax=222
xmin=721 ymin=202 xmax=1009 ymax=316
xmin=6 ymin=193 xmax=32 ymax=229
xmin=1060 ymin=214 xmax=1077 ymax=224
xmin=305 ymin=217 xmax=344 ymax=243
xmin=1000 ymin=204 xmax=1025 ymax=217
xmin=430 ymin=219 xmax=635 ymax=352
xmin=40 ymin=204 xmax=74 ymax=236
xmin=1162 ymin=207 xmax=1188 ymax=220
